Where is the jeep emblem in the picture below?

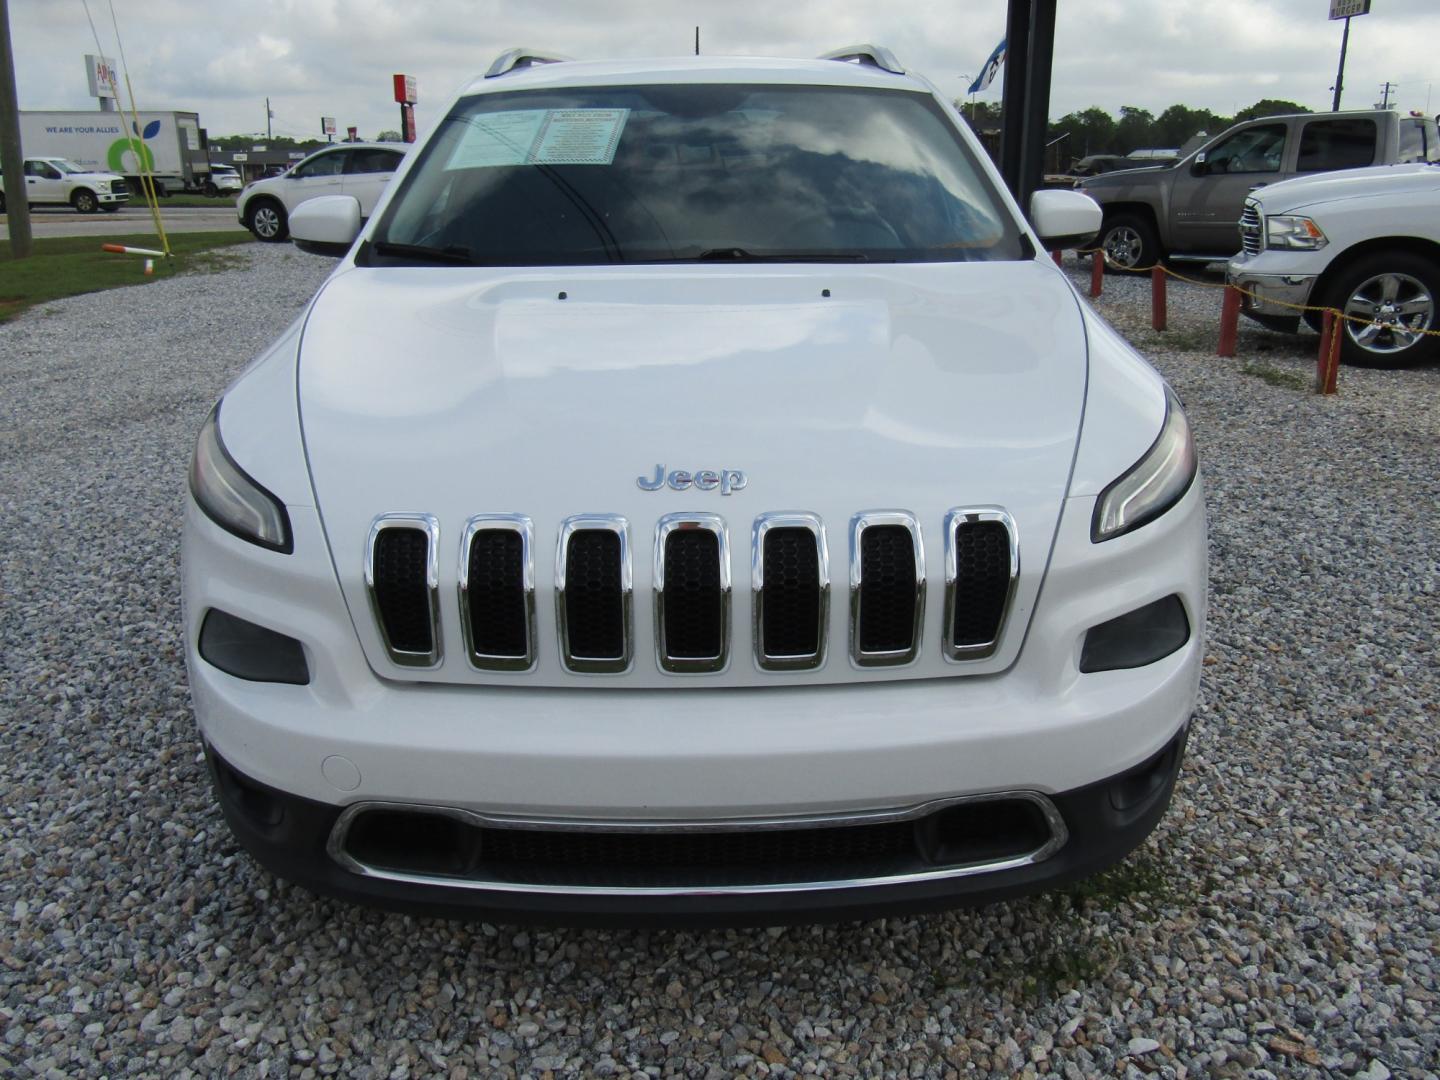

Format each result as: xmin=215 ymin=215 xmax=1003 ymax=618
xmin=636 ymin=464 xmax=747 ymax=495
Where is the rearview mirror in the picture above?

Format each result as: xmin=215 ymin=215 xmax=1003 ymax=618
xmin=289 ymin=195 xmax=362 ymax=257
xmin=1029 ymin=189 xmax=1102 ymax=251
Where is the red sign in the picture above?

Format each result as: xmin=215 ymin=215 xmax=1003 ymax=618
xmin=347 ymin=126 xmax=358 ymax=141
xmin=393 ymin=74 xmax=417 ymax=104
xmin=401 ymin=107 xmax=417 ymax=144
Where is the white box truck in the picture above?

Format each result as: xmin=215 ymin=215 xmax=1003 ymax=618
xmin=19 ymin=110 xmax=211 ymax=196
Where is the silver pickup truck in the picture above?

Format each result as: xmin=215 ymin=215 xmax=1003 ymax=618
xmin=1077 ymin=110 xmax=1440 ymax=269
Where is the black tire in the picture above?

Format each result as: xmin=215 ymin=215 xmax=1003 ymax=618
xmin=71 ymin=188 xmax=99 ymax=214
xmin=203 ymin=181 xmax=218 ymax=198
xmin=245 ymin=199 xmax=289 ymax=242
xmin=1099 ymin=212 xmax=1162 ymax=272
xmin=1325 ymin=252 xmax=1440 ymax=368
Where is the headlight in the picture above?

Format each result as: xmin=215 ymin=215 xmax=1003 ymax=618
xmin=188 ymin=403 xmax=293 ymax=553
xmin=95 ymin=181 xmax=110 ymax=191
xmin=1092 ymin=386 xmax=1197 ymax=542
xmin=1265 ymin=214 xmax=1327 ymax=251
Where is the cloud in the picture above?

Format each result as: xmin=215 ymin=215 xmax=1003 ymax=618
xmin=10 ymin=0 xmax=1440 ymax=141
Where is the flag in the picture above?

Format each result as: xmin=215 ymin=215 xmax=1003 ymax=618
xmin=968 ymin=38 xmax=1006 ymax=94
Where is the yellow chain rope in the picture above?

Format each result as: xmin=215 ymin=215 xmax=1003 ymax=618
xmin=1071 ymin=247 xmax=1440 ymax=340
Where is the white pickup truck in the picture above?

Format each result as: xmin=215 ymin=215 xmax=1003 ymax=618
xmin=0 ymin=156 xmax=130 ymax=214
xmin=1227 ymin=163 xmax=1440 ymax=367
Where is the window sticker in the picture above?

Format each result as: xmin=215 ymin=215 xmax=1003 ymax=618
xmin=447 ymin=108 xmax=630 ymax=170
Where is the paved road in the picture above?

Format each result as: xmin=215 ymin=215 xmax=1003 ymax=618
xmin=0 ymin=205 xmax=246 ymax=240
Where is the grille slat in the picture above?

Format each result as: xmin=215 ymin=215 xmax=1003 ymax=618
xmin=461 ymin=517 xmax=534 ymax=670
xmin=945 ymin=511 xmax=1017 ymax=660
xmin=754 ymin=516 xmax=828 ymax=669
xmin=851 ymin=514 xmax=924 ymax=665
xmin=1239 ymin=200 xmax=1262 ymax=256
xmin=558 ymin=517 xmax=631 ymax=672
xmin=366 ymin=516 xmax=440 ymax=666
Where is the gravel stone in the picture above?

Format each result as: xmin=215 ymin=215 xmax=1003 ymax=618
xmin=0 ymin=242 xmax=1436 ymax=1076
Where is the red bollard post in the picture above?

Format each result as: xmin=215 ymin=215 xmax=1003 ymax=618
xmin=1151 ymin=265 xmax=1167 ymax=331
xmin=1089 ymin=251 xmax=1104 ymax=298
xmin=1052 ymin=249 xmax=1063 ymax=267
xmin=1217 ymin=285 xmax=1241 ymax=357
xmin=1316 ymin=310 xmax=1340 ymax=394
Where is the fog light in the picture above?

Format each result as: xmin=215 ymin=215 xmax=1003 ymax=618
xmin=199 ymin=608 xmax=310 ymax=684
xmin=1079 ymin=595 xmax=1189 ymax=673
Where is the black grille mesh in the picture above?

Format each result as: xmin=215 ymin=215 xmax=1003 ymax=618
xmin=858 ymin=525 xmax=917 ymax=654
xmin=951 ymin=521 xmax=1013 ymax=649
xmin=762 ymin=528 xmax=821 ymax=658
xmin=466 ymin=529 xmax=527 ymax=658
xmin=662 ymin=529 xmax=722 ymax=660
xmin=372 ymin=528 xmax=433 ymax=655
xmin=564 ymin=530 xmax=624 ymax=660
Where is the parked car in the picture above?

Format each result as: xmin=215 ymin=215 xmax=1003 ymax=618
xmin=203 ymin=163 xmax=243 ymax=197
xmin=1070 ymin=154 xmax=1147 ymax=178
xmin=1079 ymin=110 xmax=1440 ymax=269
xmin=0 ymin=156 xmax=129 ymax=213
xmin=236 ymin=142 xmax=404 ymax=242
xmin=1227 ymin=163 xmax=1440 ymax=367
xmin=185 ymin=45 xmax=1205 ymax=924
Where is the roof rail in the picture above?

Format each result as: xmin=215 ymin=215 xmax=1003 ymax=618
xmin=485 ymin=48 xmax=573 ymax=79
xmin=817 ymin=45 xmax=905 ymax=75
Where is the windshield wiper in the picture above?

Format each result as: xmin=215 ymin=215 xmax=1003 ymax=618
xmin=369 ymin=241 xmax=476 ymax=265
xmin=694 ymin=248 xmax=874 ymax=262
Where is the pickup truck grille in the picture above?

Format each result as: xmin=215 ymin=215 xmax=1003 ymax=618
xmin=364 ymin=507 xmax=1017 ymax=677
xmin=110 ymin=178 xmax=129 ymax=195
xmin=1239 ymin=200 xmax=1263 ymax=256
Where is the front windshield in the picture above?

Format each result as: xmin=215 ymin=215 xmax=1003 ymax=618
xmin=52 ymin=160 xmax=86 ymax=174
xmin=367 ymin=83 xmax=1022 ymax=264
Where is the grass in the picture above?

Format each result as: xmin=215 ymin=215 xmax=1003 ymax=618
xmin=0 ymin=232 xmax=255 ymax=322
xmin=152 ymin=193 xmax=238 ymax=208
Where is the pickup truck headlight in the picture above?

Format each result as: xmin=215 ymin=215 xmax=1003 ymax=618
xmin=95 ymin=181 xmax=110 ymax=191
xmin=1092 ymin=387 xmax=1197 ymax=542
xmin=188 ymin=403 xmax=293 ymax=553
xmin=1265 ymin=214 xmax=1327 ymax=251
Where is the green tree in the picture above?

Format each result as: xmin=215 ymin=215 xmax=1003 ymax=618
xmin=1232 ymin=99 xmax=1311 ymax=123
xmin=1115 ymin=105 xmax=1155 ymax=153
xmin=374 ymin=129 xmax=404 ymax=142
xmin=1050 ymin=107 xmax=1118 ymax=160
xmin=1153 ymin=104 xmax=1224 ymax=150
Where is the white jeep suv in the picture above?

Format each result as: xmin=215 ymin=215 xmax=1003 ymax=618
xmin=236 ymin=142 xmax=404 ymax=242
xmin=185 ymin=47 xmax=1206 ymax=925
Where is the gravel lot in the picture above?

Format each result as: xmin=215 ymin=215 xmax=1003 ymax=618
xmin=1 ymin=244 xmax=1437 ymax=1078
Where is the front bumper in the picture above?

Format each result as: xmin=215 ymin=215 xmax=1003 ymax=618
xmin=1227 ymin=255 xmax=1319 ymax=330
xmin=207 ymin=724 xmax=1189 ymax=926
xmin=98 ymin=191 xmax=129 ymax=206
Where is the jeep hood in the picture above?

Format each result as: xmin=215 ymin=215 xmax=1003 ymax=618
xmin=296 ymin=261 xmax=1089 ymax=686
xmin=1255 ymin=163 xmax=1440 ymax=213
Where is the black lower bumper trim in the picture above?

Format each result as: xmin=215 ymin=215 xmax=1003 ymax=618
xmin=205 ymin=726 xmax=1188 ymax=928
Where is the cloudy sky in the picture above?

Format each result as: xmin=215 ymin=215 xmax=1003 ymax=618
xmin=11 ymin=0 xmax=1440 ymax=141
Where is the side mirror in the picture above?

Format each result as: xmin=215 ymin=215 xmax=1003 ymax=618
xmin=289 ymin=195 xmax=362 ymax=257
xmin=1190 ymin=152 xmax=1209 ymax=177
xmin=1029 ymin=189 xmax=1102 ymax=252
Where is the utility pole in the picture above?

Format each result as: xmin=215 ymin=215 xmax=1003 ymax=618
xmin=694 ymin=26 xmax=699 ymax=56
xmin=265 ymin=96 xmax=272 ymax=139
xmin=0 ymin=0 xmax=32 ymax=258
xmin=1379 ymin=81 xmax=1395 ymax=109
xmin=1331 ymin=15 xmax=1351 ymax=111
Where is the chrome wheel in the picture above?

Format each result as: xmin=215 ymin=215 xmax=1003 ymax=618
xmin=250 ymin=204 xmax=283 ymax=240
xmin=1343 ymin=272 xmax=1434 ymax=356
xmin=1103 ymin=225 xmax=1142 ymax=269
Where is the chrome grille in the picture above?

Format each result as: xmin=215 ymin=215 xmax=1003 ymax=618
xmin=1239 ymin=200 xmax=1263 ymax=256
xmin=753 ymin=513 xmax=829 ymax=670
xmin=365 ymin=514 xmax=441 ymax=667
xmin=654 ymin=514 xmax=730 ymax=673
xmin=849 ymin=512 xmax=925 ymax=667
xmin=556 ymin=516 xmax=632 ymax=673
xmin=943 ymin=508 xmax=1018 ymax=661
xmin=459 ymin=515 xmax=535 ymax=671
xmin=365 ymin=507 xmax=1021 ymax=675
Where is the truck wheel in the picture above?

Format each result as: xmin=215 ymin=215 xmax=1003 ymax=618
xmin=246 ymin=200 xmax=289 ymax=242
xmin=1327 ymin=252 xmax=1440 ymax=368
xmin=1099 ymin=213 xmax=1161 ymax=272
xmin=72 ymin=189 xmax=99 ymax=214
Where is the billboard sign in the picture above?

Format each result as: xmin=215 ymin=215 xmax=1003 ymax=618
xmin=85 ymin=54 xmax=118 ymax=99
xmin=321 ymin=116 xmax=337 ymax=135
xmin=1329 ymin=0 xmax=1371 ymax=17
xmin=393 ymin=74 xmax=418 ymax=104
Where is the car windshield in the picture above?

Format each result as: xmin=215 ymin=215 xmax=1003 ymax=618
xmin=51 ymin=160 xmax=86 ymax=174
xmin=367 ymin=83 xmax=1023 ymax=265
